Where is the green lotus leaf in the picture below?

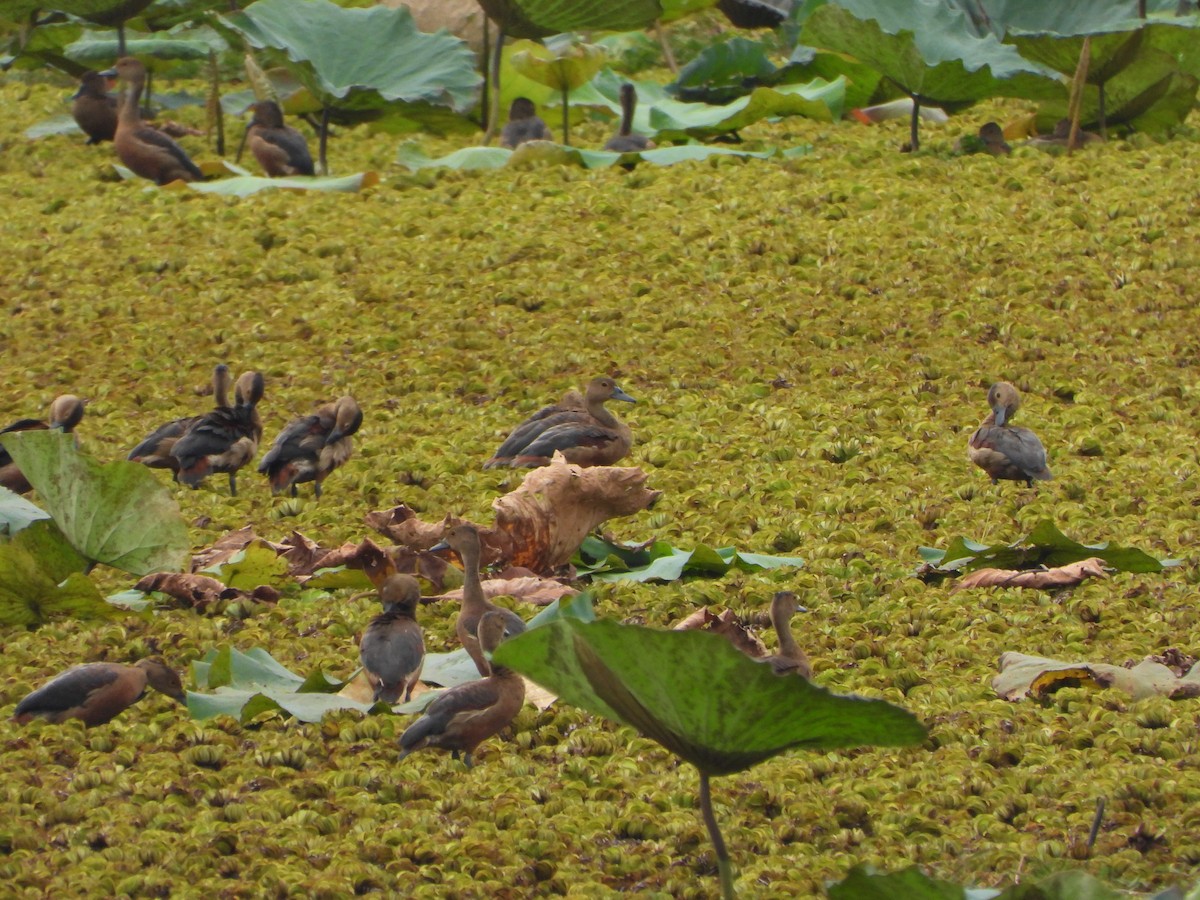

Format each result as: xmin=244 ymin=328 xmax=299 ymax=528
xmin=1 ymin=431 xmax=188 ymax=576
xmin=395 ymin=140 xmax=785 ymax=172
xmin=4 ymin=22 xmax=86 ymax=73
xmin=493 ymin=617 xmax=926 ymax=776
xmin=181 ymin=172 xmax=380 ymax=196
xmin=0 ymin=542 xmax=120 ymax=627
xmin=827 ymin=864 xmax=967 ymax=900
xmin=476 ymin=0 xmax=663 ymax=40
xmin=660 ymin=0 xmax=719 ymax=22
xmin=575 ymin=535 xmax=803 ymax=582
xmin=46 ymin=0 xmax=152 ymax=26
xmin=510 ymin=41 xmax=607 ymax=93
xmin=65 ymin=35 xmax=212 ymax=65
xmin=0 ymin=487 xmax=50 ymax=536
xmin=9 ymin=519 xmax=89 ymax=583
xmin=302 ymin=566 xmax=374 ymax=590
xmin=204 ymin=542 xmax=290 ymax=590
xmin=220 ymin=0 xmax=480 ymax=114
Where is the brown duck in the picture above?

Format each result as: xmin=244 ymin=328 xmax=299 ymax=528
xmin=760 ymin=591 xmax=812 ymax=679
xmin=604 ymin=83 xmax=654 ymax=153
xmin=13 ymin=659 xmax=185 ymax=727
xmin=431 ymin=523 xmax=526 ymax=678
xmin=257 ymin=395 xmax=361 ymax=499
xmin=0 ymin=395 xmax=85 ymax=494
xmin=968 ymin=382 xmax=1053 ymax=487
xmin=106 ymin=57 xmax=202 ymax=185
xmin=238 ymin=100 xmax=314 ymax=177
xmin=170 ymin=371 xmax=264 ymax=496
xmin=484 ymin=376 xmax=635 ymax=469
xmin=72 ymin=70 xmax=117 ymax=144
xmin=397 ymin=611 xmax=525 ymax=768
xmin=500 ymin=97 xmax=552 ymax=149
xmin=359 ymin=574 xmax=425 ymax=704
xmin=128 ymin=364 xmax=231 ymax=478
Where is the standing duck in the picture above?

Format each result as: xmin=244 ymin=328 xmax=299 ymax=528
xmin=500 ymin=97 xmax=552 ymax=149
xmin=170 ymin=371 xmax=264 ymax=496
xmin=968 ymin=382 xmax=1053 ymax=487
xmin=759 ymin=591 xmax=812 ymax=679
xmin=128 ymin=364 xmax=231 ymax=478
xmin=71 ymin=70 xmax=117 ymax=144
xmin=106 ymin=57 xmax=202 ymax=185
xmin=237 ymin=100 xmax=314 ymax=177
xmin=604 ymin=83 xmax=654 ymax=153
xmin=257 ymin=395 xmax=361 ymax=499
xmin=484 ymin=376 xmax=635 ymax=469
xmin=397 ymin=611 xmax=525 ymax=768
xmin=0 ymin=395 xmax=86 ymax=494
xmin=430 ymin=523 xmax=526 ymax=678
xmin=359 ymin=574 xmax=425 ymax=705
xmin=12 ymin=658 xmax=185 ymax=727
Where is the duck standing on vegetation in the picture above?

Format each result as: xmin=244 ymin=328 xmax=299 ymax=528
xmin=237 ymin=100 xmax=314 ymax=177
xmin=106 ymin=57 xmax=202 ymax=185
xmin=500 ymin=97 xmax=553 ymax=149
xmin=71 ymin=71 xmax=118 ymax=144
xmin=12 ymin=659 xmax=185 ymax=727
xmin=759 ymin=591 xmax=812 ymax=679
xmin=128 ymin=364 xmax=231 ymax=478
xmin=170 ymin=371 xmax=264 ymax=496
xmin=0 ymin=395 xmax=85 ymax=494
xmin=258 ymin=396 xmax=361 ymax=499
xmin=484 ymin=376 xmax=635 ymax=469
xmin=603 ymin=83 xmax=654 ymax=153
xmin=968 ymin=382 xmax=1053 ymax=487
xmin=430 ymin=524 xmax=526 ymax=678
xmin=360 ymin=574 xmax=425 ymax=704
xmin=397 ymin=611 xmax=525 ymax=768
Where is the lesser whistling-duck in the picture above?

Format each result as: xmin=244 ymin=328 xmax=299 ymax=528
xmin=977 ymin=121 xmax=1011 ymax=156
xmin=604 ymin=83 xmax=654 ymax=153
xmin=760 ymin=591 xmax=812 ymax=679
xmin=359 ymin=574 xmax=425 ymax=704
xmin=238 ymin=100 xmax=314 ymax=177
xmin=968 ymin=382 xmax=1053 ymax=487
xmin=500 ymin=97 xmax=553 ymax=149
xmin=0 ymin=395 xmax=86 ymax=494
xmin=106 ymin=57 xmax=201 ymax=185
xmin=170 ymin=371 xmax=264 ymax=496
xmin=72 ymin=70 xmax=117 ymax=144
xmin=430 ymin=523 xmax=526 ymax=678
xmin=484 ymin=376 xmax=635 ymax=469
xmin=397 ymin=610 xmax=525 ymax=768
xmin=13 ymin=658 xmax=185 ymax=727
xmin=257 ymin=396 xmax=361 ymax=499
xmin=128 ymin=364 xmax=231 ymax=478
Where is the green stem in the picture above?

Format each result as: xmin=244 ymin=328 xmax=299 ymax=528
xmin=561 ymin=83 xmax=570 ymax=146
xmin=699 ymin=770 xmax=735 ymax=900
xmin=909 ymin=96 xmax=920 ymax=152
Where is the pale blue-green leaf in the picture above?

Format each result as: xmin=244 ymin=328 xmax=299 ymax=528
xmin=0 ymin=487 xmax=50 ymax=535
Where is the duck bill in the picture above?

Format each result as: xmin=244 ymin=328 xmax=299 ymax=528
xmin=993 ymin=408 xmax=1008 ymax=426
xmin=429 ymin=540 xmax=450 ymax=553
xmin=612 ymin=387 xmax=636 ymax=403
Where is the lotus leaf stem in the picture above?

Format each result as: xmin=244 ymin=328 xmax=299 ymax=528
xmin=698 ymin=770 xmax=735 ymax=900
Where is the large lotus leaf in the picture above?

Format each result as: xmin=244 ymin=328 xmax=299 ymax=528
xmin=395 ymin=140 xmax=785 ymax=171
xmin=5 ymin=22 xmax=86 ymax=74
xmin=184 ymin=171 xmax=382 ymax=198
xmin=573 ymin=535 xmax=803 ymax=582
xmin=221 ymin=0 xmax=480 ymax=114
xmin=0 ymin=542 xmax=120 ymax=627
xmin=47 ymin=0 xmax=152 ymax=26
xmin=493 ymin=618 xmax=925 ymax=776
xmin=1 ymin=431 xmax=188 ymax=576
xmin=660 ymin=0 xmax=720 ymax=22
xmin=827 ymin=865 xmax=969 ymax=900
xmin=510 ymin=41 xmax=607 ymax=93
xmin=66 ymin=34 xmax=212 ymax=65
xmin=476 ymin=0 xmax=662 ymax=40
xmin=0 ymin=488 xmax=50 ymax=536
xmin=803 ymin=1 xmax=1060 ymax=108
xmin=9 ymin=520 xmax=89 ymax=583
xmin=203 ymin=542 xmax=291 ymax=590
xmin=976 ymin=0 xmax=1170 ymax=37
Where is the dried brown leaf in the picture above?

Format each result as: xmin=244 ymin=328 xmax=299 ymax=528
xmin=953 ymin=557 xmax=1109 ymax=592
xmin=432 ymin=576 xmax=576 ymax=607
xmin=673 ymin=607 xmax=768 ymax=659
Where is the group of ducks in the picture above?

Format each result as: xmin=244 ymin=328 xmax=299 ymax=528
xmin=500 ymin=82 xmax=654 ymax=154
xmin=6 ymin=378 xmax=1050 ymax=763
xmin=71 ymin=57 xmax=314 ymax=185
xmin=72 ymin=57 xmax=654 ymax=186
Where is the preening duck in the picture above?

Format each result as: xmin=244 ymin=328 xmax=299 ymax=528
xmin=967 ymin=382 xmax=1053 ymax=487
xmin=257 ymin=396 xmax=361 ymax=499
xmin=170 ymin=371 xmax=264 ymax=496
xmin=128 ymin=364 xmax=231 ymax=478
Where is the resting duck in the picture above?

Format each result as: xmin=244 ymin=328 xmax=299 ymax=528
xmin=484 ymin=376 xmax=635 ymax=469
xmin=170 ymin=371 xmax=264 ymax=496
xmin=128 ymin=364 xmax=231 ymax=478
xmin=72 ymin=70 xmax=117 ymax=144
xmin=397 ymin=611 xmax=525 ymax=768
xmin=500 ymin=97 xmax=553 ymax=149
xmin=968 ymin=382 xmax=1053 ymax=487
xmin=760 ymin=591 xmax=812 ymax=679
xmin=430 ymin=523 xmax=526 ymax=678
xmin=238 ymin=100 xmax=314 ymax=177
xmin=257 ymin=395 xmax=361 ymax=499
xmin=106 ymin=57 xmax=201 ymax=185
xmin=12 ymin=658 xmax=185 ymax=727
xmin=604 ymin=83 xmax=654 ymax=153
xmin=0 ymin=395 xmax=86 ymax=494
xmin=359 ymin=574 xmax=425 ymax=705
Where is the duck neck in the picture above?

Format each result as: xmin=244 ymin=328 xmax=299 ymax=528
xmin=118 ymin=79 xmax=142 ymax=126
xmin=774 ymin=616 xmax=802 ymax=661
xmin=460 ymin=543 xmax=485 ymax=612
xmin=587 ymin=396 xmax=617 ymax=428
